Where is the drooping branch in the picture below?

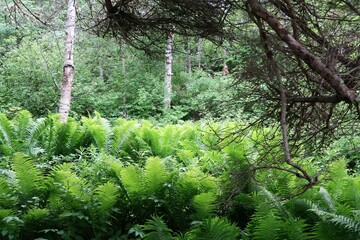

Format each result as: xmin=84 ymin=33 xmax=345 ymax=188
xmin=247 ymin=0 xmax=358 ymax=103
xmin=253 ymin=15 xmax=317 ymax=186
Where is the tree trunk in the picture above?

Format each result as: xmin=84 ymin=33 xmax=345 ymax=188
xmin=184 ymin=37 xmax=192 ymax=75
xmin=59 ymin=0 xmax=76 ymax=123
xmin=164 ymin=31 xmax=174 ymax=110
xmin=197 ymin=38 xmax=204 ymax=69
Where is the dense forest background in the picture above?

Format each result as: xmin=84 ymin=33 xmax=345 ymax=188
xmin=0 ymin=0 xmax=359 ymax=239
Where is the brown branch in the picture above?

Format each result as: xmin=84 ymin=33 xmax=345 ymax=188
xmin=247 ymin=0 xmax=357 ymax=103
xmin=286 ymin=95 xmax=340 ymax=103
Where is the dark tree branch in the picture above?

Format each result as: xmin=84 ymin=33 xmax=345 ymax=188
xmin=247 ymin=0 xmax=358 ymax=103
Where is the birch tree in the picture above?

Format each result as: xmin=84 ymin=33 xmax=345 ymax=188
xmin=164 ymin=31 xmax=174 ymax=110
xmin=59 ymin=0 xmax=76 ymax=123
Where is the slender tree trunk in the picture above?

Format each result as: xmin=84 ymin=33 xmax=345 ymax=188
xmin=59 ymin=0 xmax=76 ymax=123
xmin=164 ymin=31 xmax=174 ymax=110
xmin=197 ymin=38 xmax=204 ymax=69
xmin=184 ymin=37 xmax=192 ymax=75
xmin=121 ymin=42 xmax=126 ymax=75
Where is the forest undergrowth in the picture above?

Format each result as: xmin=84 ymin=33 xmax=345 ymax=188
xmin=0 ymin=111 xmax=359 ymax=239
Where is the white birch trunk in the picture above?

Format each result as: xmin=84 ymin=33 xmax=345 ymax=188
xmin=164 ymin=31 xmax=174 ymax=110
xmin=59 ymin=0 xmax=76 ymax=123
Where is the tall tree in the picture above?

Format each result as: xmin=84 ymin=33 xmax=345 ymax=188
xmin=164 ymin=31 xmax=174 ymax=110
xmin=59 ymin=0 xmax=76 ymax=123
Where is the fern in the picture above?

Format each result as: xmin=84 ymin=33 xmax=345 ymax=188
xmin=319 ymin=187 xmax=335 ymax=211
xmin=27 ymin=117 xmax=50 ymax=155
xmin=190 ymin=217 xmax=240 ymax=240
xmin=140 ymin=124 xmax=161 ymax=156
xmin=0 ymin=209 xmax=15 ymax=220
xmin=0 ymin=178 xmax=14 ymax=208
xmin=12 ymin=111 xmax=32 ymax=139
xmin=252 ymin=209 xmax=282 ymax=240
xmin=23 ymin=208 xmax=50 ymax=222
xmin=94 ymin=182 xmax=119 ymax=217
xmin=0 ymin=113 xmax=15 ymax=155
xmin=143 ymin=215 xmax=174 ymax=240
xmin=29 ymin=114 xmax=62 ymax=157
xmin=309 ymin=209 xmax=360 ymax=234
xmin=192 ymin=192 xmax=217 ymax=219
xmin=11 ymin=153 xmax=44 ymax=199
xmin=54 ymin=118 xmax=85 ymax=155
xmin=51 ymin=163 xmax=91 ymax=209
xmin=111 ymin=119 xmax=139 ymax=156
xmin=119 ymin=165 xmax=142 ymax=197
xmin=82 ymin=113 xmax=112 ymax=152
xmin=258 ymin=186 xmax=290 ymax=219
xmin=143 ymin=157 xmax=170 ymax=194
xmin=158 ymin=125 xmax=181 ymax=157
xmin=280 ymin=218 xmax=311 ymax=240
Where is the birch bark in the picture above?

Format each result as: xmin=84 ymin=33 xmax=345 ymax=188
xmin=164 ymin=31 xmax=174 ymax=110
xmin=59 ymin=0 xmax=76 ymax=123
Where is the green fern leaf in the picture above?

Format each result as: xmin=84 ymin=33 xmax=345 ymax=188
xmin=0 ymin=113 xmax=15 ymax=154
xmin=13 ymin=110 xmax=32 ymax=143
xmin=191 ymin=217 xmax=240 ymax=240
xmin=259 ymin=186 xmax=289 ymax=219
xmin=120 ymin=165 xmax=142 ymax=197
xmin=94 ymin=182 xmax=119 ymax=216
xmin=319 ymin=187 xmax=335 ymax=211
xmin=280 ymin=218 xmax=311 ymax=240
xmin=310 ymin=209 xmax=360 ymax=234
xmin=23 ymin=208 xmax=50 ymax=222
xmin=143 ymin=157 xmax=170 ymax=194
xmin=143 ymin=215 xmax=174 ymax=240
xmin=11 ymin=153 xmax=44 ymax=199
xmin=0 ymin=178 xmax=13 ymax=208
xmin=192 ymin=192 xmax=217 ymax=219
xmin=52 ymin=163 xmax=91 ymax=205
xmin=111 ymin=119 xmax=139 ymax=156
xmin=82 ymin=113 xmax=112 ymax=152
xmin=0 ymin=209 xmax=15 ymax=220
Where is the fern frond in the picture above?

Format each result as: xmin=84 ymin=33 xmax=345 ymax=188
xmin=258 ymin=186 xmax=289 ymax=219
xmin=29 ymin=114 xmax=61 ymax=156
xmin=192 ymin=192 xmax=217 ymax=219
xmin=23 ymin=208 xmax=50 ymax=222
xmin=158 ymin=125 xmax=181 ymax=157
xmin=120 ymin=165 xmax=142 ymax=197
xmin=310 ymin=209 xmax=360 ymax=234
xmin=51 ymin=163 xmax=91 ymax=205
xmin=252 ymin=209 xmax=281 ymax=240
xmin=0 ymin=178 xmax=13 ymax=208
xmin=0 ymin=113 xmax=14 ymax=154
xmin=11 ymin=153 xmax=44 ymax=199
xmin=111 ymin=119 xmax=139 ymax=156
xmin=140 ymin=126 xmax=160 ymax=156
xmin=27 ymin=117 xmax=49 ymax=155
xmin=143 ymin=157 xmax=170 ymax=194
xmin=143 ymin=215 xmax=174 ymax=240
xmin=94 ymin=182 xmax=119 ymax=217
xmin=191 ymin=217 xmax=240 ymax=240
xmin=13 ymin=110 xmax=32 ymax=143
xmin=280 ymin=218 xmax=311 ymax=240
xmin=0 ymin=209 xmax=15 ymax=220
xmin=319 ymin=187 xmax=335 ymax=211
xmin=82 ymin=113 xmax=112 ymax=152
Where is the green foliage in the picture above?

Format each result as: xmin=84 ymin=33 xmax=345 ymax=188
xmin=11 ymin=153 xmax=45 ymax=200
xmin=187 ymin=217 xmax=240 ymax=240
xmin=0 ymin=113 xmax=358 ymax=239
xmin=143 ymin=215 xmax=174 ymax=240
